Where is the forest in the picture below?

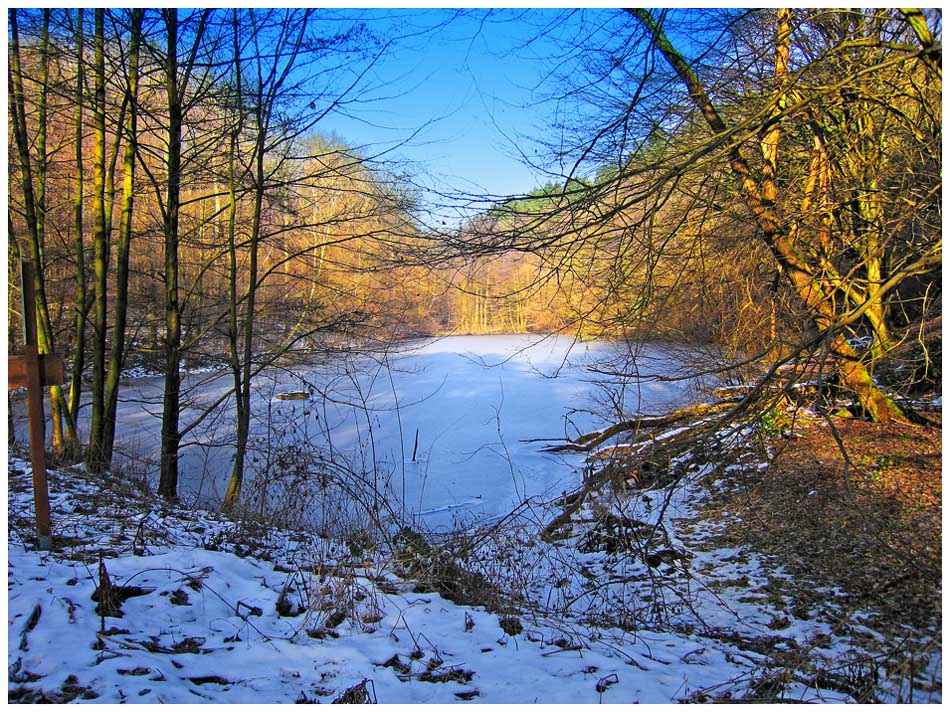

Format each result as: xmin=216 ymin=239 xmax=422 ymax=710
xmin=7 ymin=8 xmax=942 ymax=704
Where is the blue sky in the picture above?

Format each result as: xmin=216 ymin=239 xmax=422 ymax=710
xmin=314 ymin=9 xmax=595 ymax=221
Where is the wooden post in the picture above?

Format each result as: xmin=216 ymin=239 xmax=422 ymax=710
xmin=8 ymin=261 xmax=62 ymax=551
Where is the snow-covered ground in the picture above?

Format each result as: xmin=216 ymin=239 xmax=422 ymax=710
xmin=8 ymin=443 xmax=939 ymax=703
xmin=0 ymin=459 xmax=833 ymax=703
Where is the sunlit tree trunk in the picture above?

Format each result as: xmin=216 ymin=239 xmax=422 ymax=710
xmin=35 ymin=10 xmax=66 ymax=454
xmin=859 ymin=177 xmax=891 ymax=361
xmin=899 ymin=8 xmax=940 ymax=75
xmin=100 ymin=8 xmax=143 ymax=469
xmin=831 ymin=11 xmax=892 ymax=363
xmin=86 ymin=8 xmax=110 ymax=469
xmin=225 ymin=142 xmax=264 ymax=509
xmin=9 ymin=9 xmax=79 ymax=454
xmin=68 ymin=8 xmax=88 ymax=452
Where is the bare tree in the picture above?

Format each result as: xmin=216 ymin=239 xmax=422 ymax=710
xmin=99 ymin=9 xmax=144 ymax=468
xmin=467 ymin=8 xmax=940 ymax=422
xmin=157 ymin=8 xmax=214 ymax=499
xmin=85 ymin=8 xmax=109 ymax=467
xmin=9 ymin=8 xmax=80 ymax=455
xmin=67 ymin=8 xmax=88 ymax=451
xmin=625 ymin=8 xmax=940 ymax=421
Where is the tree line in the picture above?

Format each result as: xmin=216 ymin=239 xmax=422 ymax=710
xmin=7 ymin=9 xmax=601 ymax=508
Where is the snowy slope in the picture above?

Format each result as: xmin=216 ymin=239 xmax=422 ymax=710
xmin=9 ymin=448 xmax=938 ymax=704
xmin=7 ymin=456 xmax=729 ymax=704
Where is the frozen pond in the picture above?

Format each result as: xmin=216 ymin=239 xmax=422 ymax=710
xmin=15 ymin=335 xmax=707 ymax=532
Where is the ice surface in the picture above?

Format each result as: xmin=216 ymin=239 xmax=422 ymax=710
xmin=14 ymin=335 xmax=699 ymax=530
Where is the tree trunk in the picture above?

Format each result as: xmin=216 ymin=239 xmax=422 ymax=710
xmin=224 ymin=10 xmax=247 ymax=509
xmin=899 ymin=8 xmax=941 ymax=75
xmin=68 ymin=8 xmax=88 ymax=455
xmin=35 ymin=10 xmax=66 ymax=455
xmin=159 ymin=9 xmax=183 ymax=499
xmin=87 ymin=8 xmax=110 ymax=470
xmin=226 ymin=65 xmax=272 ymax=511
xmin=9 ymin=9 xmax=79 ymax=454
xmin=101 ymin=9 xmax=143 ymax=469
xmin=9 ymin=9 xmax=75 ymax=454
xmin=859 ymin=178 xmax=891 ymax=361
xmin=223 ymin=10 xmax=311 ymax=509
xmin=228 ymin=142 xmax=265 ymax=507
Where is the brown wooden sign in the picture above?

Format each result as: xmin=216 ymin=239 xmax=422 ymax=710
xmin=9 ymin=260 xmax=62 ymax=550
xmin=8 ymin=353 xmax=65 ymax=390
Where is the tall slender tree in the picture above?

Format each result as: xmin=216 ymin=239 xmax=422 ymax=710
xmin=86 ymin=8 xmax=110 ymax=468
xmin=158 ymin=8 xmax=213 ymax=499
xmin=224 ymin=9 xmax=314 ymax=508
xmin=223 ymin=7 xmax=248 ymax=508
xmin=158 ymin=8 xmax=185 ymax=498
xmin=67 ymin=8 xmax=88 ymax=452
xmin=99 ymin=8 xmax=144 ymax=468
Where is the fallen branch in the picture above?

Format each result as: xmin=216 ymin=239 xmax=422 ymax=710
xmin=539 ymin=395 xmax=755 ymax=543
xmin=543 ymin=398 xmax=741 ymax=454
